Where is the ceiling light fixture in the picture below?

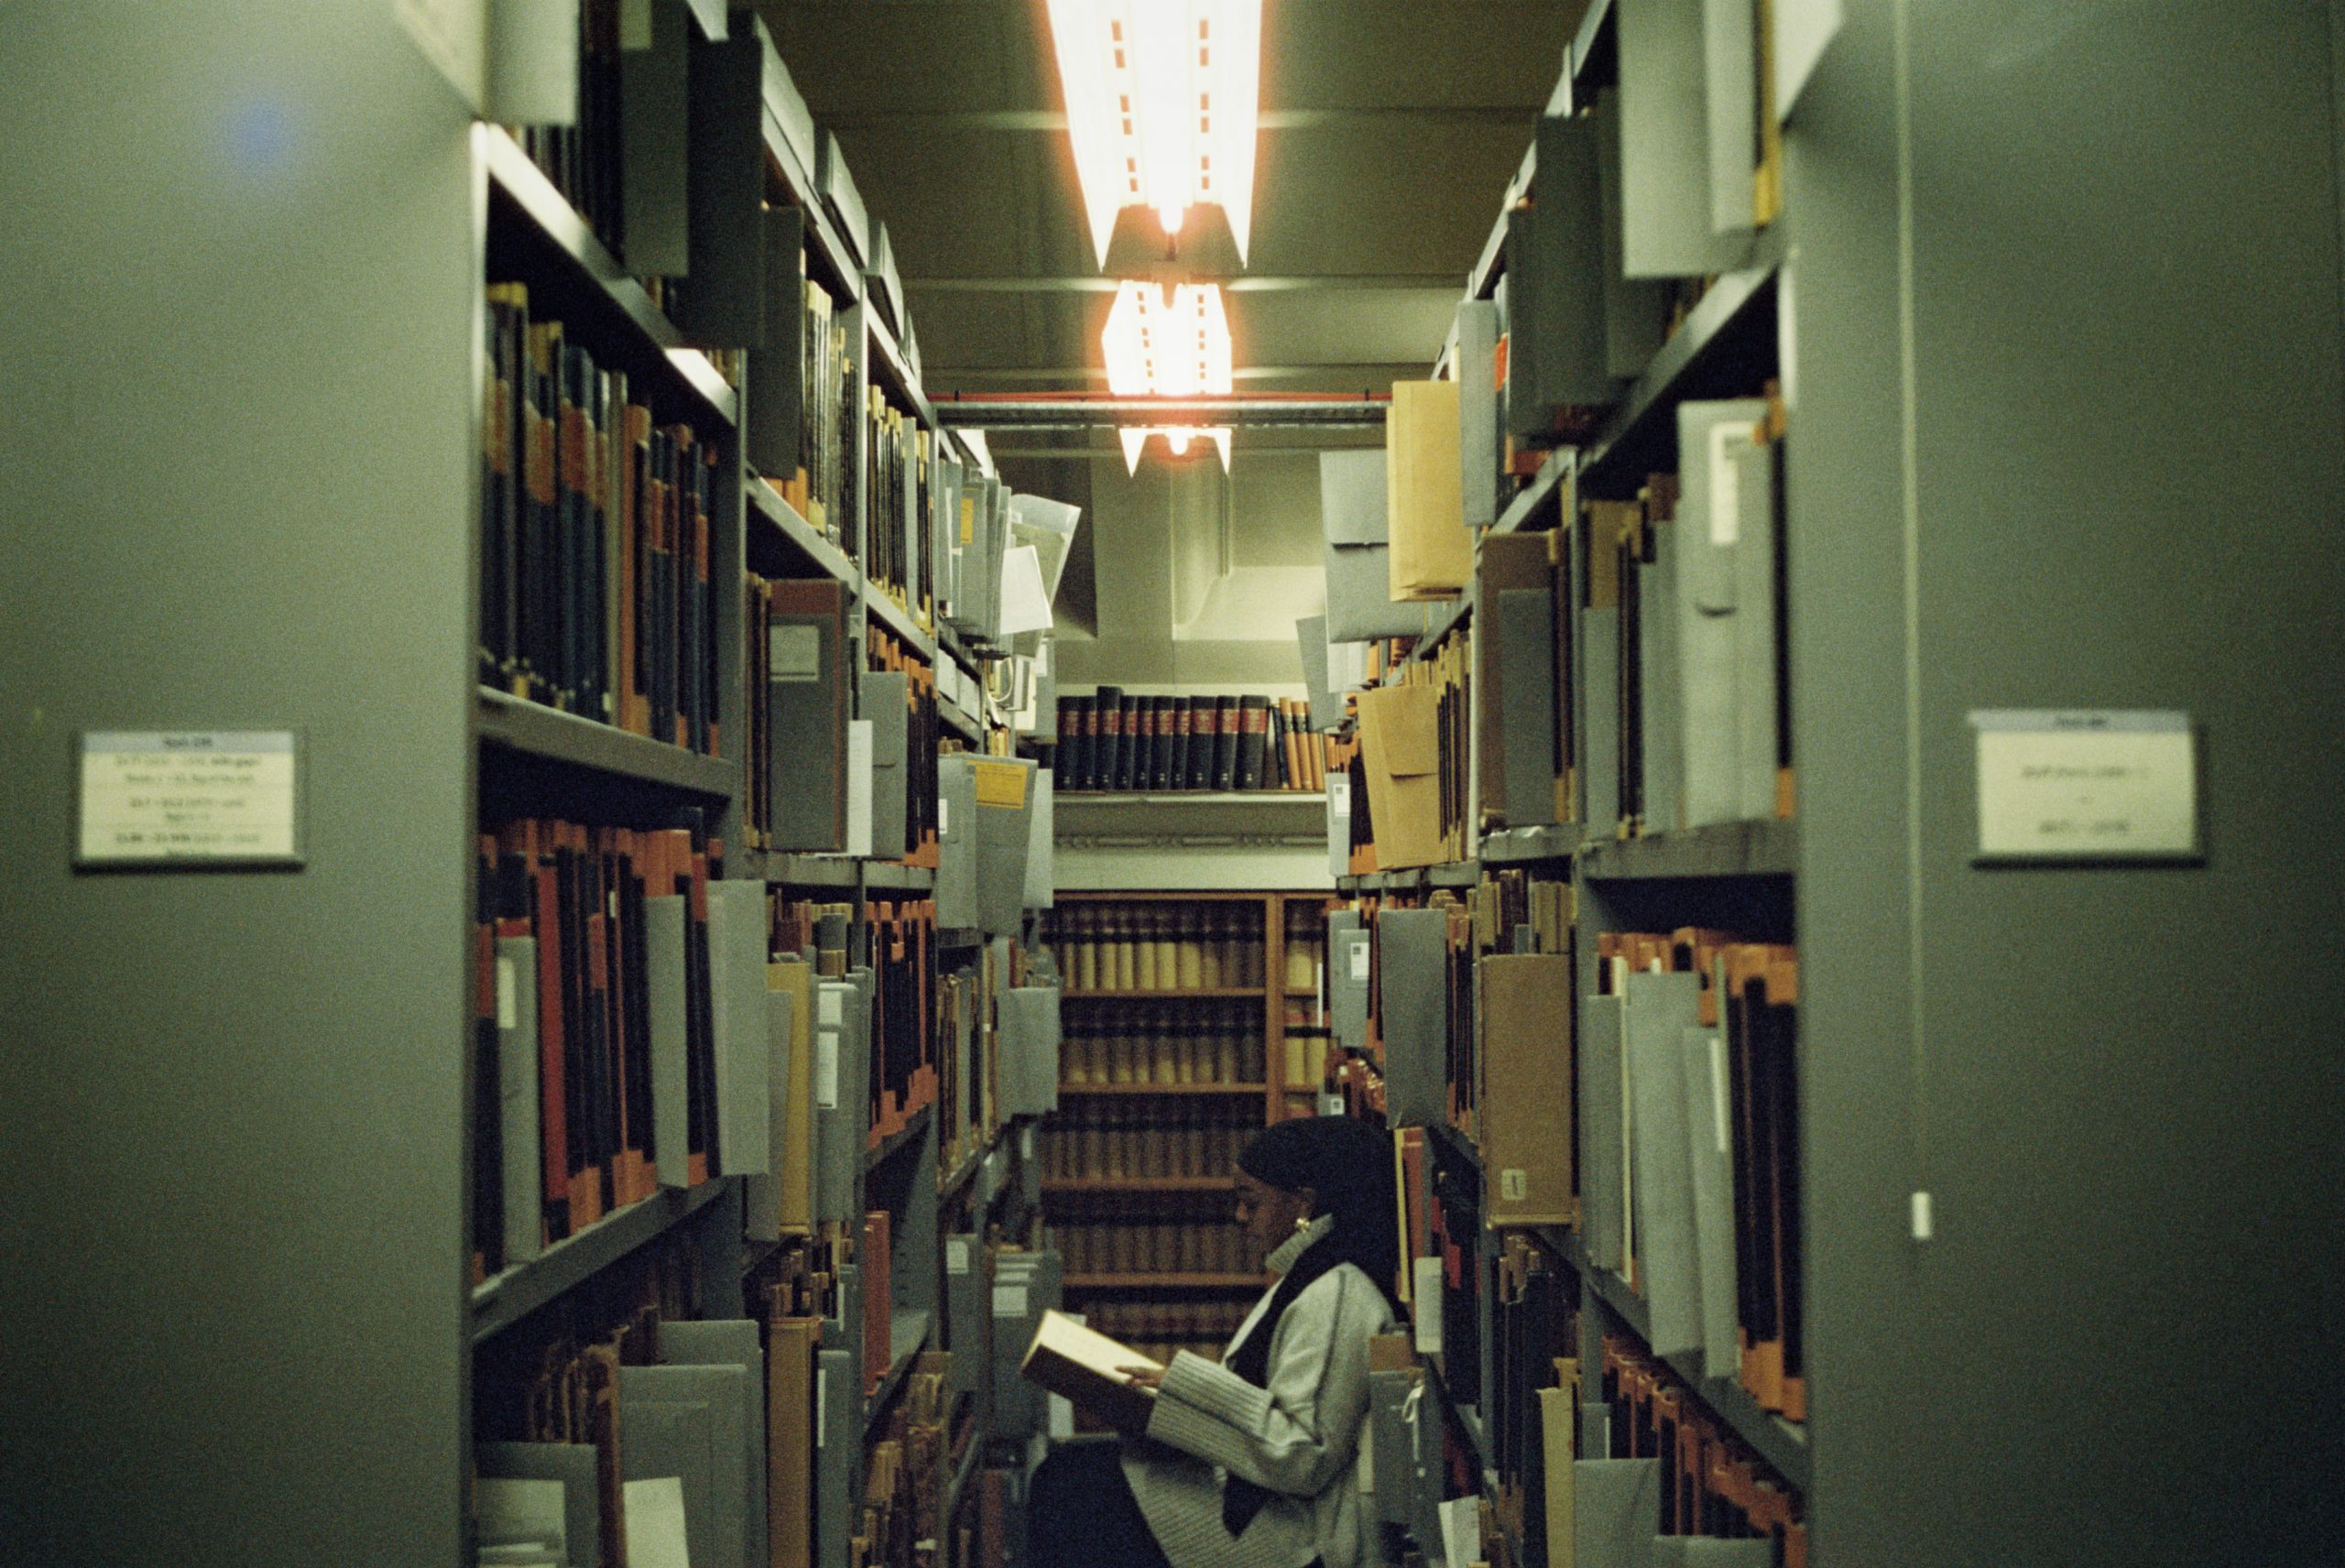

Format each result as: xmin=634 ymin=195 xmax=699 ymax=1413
xmin=1100 ymin=280 xmax=1234 ymax=472
xmin=1044 ymin=0 xmax=1262 ymax=269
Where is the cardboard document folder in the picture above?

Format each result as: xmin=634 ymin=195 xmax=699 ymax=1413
xmin=1387 ymin=380 xmax=1471 ymax=600
xmin=1355 ymin=682 xmax=1446 ymax=870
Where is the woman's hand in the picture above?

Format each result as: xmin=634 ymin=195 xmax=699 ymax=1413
xmin=1118 ymin=1364 xmax=1165 ymax=1393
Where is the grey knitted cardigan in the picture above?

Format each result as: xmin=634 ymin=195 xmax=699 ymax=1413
xmin=1120 ymin=1216 xmax=1396 ymax=1568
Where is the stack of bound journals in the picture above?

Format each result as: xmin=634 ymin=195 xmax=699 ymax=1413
xmin=1053 ymin=691 xmax=1328 ymax=791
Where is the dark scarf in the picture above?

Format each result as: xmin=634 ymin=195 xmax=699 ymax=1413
xmin=1219 ymin=1229 xmax=1346 ymax=1538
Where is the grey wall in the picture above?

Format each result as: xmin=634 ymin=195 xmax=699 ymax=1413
xmin=0 ymin=5 xmax=476 ymax=1563
xmin=1790 ymin=3 xmax=2345 ymax=1563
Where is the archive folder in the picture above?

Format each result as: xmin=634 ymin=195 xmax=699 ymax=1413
xmin=1681 ymin=1018 xmax=1741 ymax=1381
xmin=935 ymin=758 xmax=979 ymax=930
xmin=1619 ymin=0 xmax=1751 ymax=277
xmin=1322 ymin=450 xmax=1429 ymax=643
xmin=1575 ymin=1459 xmax=1662 ymax=1568
xmin=674 ymin=21 xmax=768 ymax=348
xmin=476 ymin=1443 xmax=602 ymax=1568
xmin=764 ymin=1312 xmax=818 ymax=1568
xmin=768 ymin=580 xmax=850 ymax=852
xmin=861 ymin=670 xmax=911 ymax=858
xmin=1579 ymin=988 xmax=1628 ymax=1272
xmin=619 ymin=1362 xmax=752 ymax=1568
xmin=1456 ymin=299 xmax=1502 ymax=530
xmin=1674 ymin=400 xmax=1776 ymax=828
xmin=1477 ymin=534 xmax=1561 ymax=828
xmin=1387 ymin=380 xmax=1469 ymax=599
xmin=494 ymin=933 xmax=544 ymax=1265
xmin=1507 ymin=115 xmax=1618 ymax=433
xmin=1625 ymin=970 xmax=1703 ymax=1358
xmin=1356 ymin=683 xmax=1446 ymax=869
xmin=1379 ymin=909 xmax=1449 ymax=1127
xmin=655 ymin=1319 xmax=769 ymax=1568
xmin=965 ymin=757 xmax=1036 ymax=937
xmin=707 ymin=879 xmax=771 ymax=1179
xmin=1329 ymin=912 xmax=1370 ymax=1053
xmin=1478 ymin=954 xmax=1575 ymax=1225
xmin=743 ymin=958 xmax=813 ymax=1239
xmin=648 ymin=892 xmax=692 ymax=1190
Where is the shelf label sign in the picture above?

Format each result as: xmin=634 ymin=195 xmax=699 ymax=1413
xmin=945 ymin=1238 xmax=971 ymax=1276
xmin=77 ymin=731 xmax=301 ymax=868
xmin=1970 ymin=710 xmax=2198 ymax=862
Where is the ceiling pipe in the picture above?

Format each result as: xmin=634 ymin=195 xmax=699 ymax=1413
xmin=933 ymin=394 xmax=1389 ymax=430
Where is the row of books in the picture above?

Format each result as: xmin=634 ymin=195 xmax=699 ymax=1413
xmin=1053 ymin=691 xmax=1327 ymax=792
xmin=862 ymin=1351 xmax=957 ymax=1568
xmin=864 ymin=389 xmax=931 ymax=615
xmin=1059 ymin=1027 xmax=1266 ymax=1087
xmin=1595 ymin=397 xmax=1793 ymax=838
xmin=1056 ymin=1221 xmax=1257 ymax=1279
xmin=469 ymin=815 xmax=720 ymax=1279
xmin=864 ymin=899 xmax=938 ymax=1145
xmin=757 ymin=270 xmax=853 ymax=546
xmin=1043 ymin=901 xmax=1269 ymax=990
xmin=481 ymin=285 xmax=721 ymax=754
xmin=1349 ymin=625 xmax=1472 ymax=871
xmin=1600 ymin=1334 xmax=1806 ymax=1562
xmin=1039 ymin=1107 xmax=1264 ymax=1182
xmin=870 ymin=628 xmax=942 ymax=866
xmin=1587 ymin=930 xmax=1804 ymax=1423
xmin=1069 ymin=1301 xmax=1246 ymax=1367
xmin=473 ymin=1231 xmax=833 ymax=1568
xmin=1485 ymin=1232 xmax=1577 ymax=1557
xmin=507 ymin=0 xmax=625 ymax=257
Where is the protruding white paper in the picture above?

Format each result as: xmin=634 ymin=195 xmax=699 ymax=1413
xmin=998 ymin=544 xmax=1054 ymax=637
xmin=621 ymin=1477 xmax=691 ymax=1568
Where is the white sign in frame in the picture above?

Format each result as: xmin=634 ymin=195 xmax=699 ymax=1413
xmin=1969 ymin=710 xmax=2198 ymax=863
xmin=77 ymin=731 xmax=303 ymax=869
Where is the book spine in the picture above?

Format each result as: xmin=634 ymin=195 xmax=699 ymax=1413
xmin=1238 ymin=696 xmax=1271 ymax=790
xmin=1213 ymin=698 xmax=1239 ymax=790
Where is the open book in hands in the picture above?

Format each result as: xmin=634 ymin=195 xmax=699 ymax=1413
xmin=1019 ymin=1310 xmax=1164 ymax=1433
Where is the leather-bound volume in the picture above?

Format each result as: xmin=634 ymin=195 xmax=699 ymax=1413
xmin=1212 ymin=697 xmax=1240 ymax=790
xmin=1237 ymin=695 xmax=1272 ymax=789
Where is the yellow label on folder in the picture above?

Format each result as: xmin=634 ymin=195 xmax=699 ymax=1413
xmin=959 ymin=496 xmax=976 ymax=545
xmin=970 ymin=760 xmax=1027 ymax=809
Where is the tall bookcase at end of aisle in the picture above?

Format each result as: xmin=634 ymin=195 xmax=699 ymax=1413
xmin=1032 ymin=890 xmax=1332 ymax=1418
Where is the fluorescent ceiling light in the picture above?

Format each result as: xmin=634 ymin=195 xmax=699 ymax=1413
xmin=1045 ymin=0 xmax=1262 ymax=268
xmin=1102 ymin=281 xmax=1234 ymax=473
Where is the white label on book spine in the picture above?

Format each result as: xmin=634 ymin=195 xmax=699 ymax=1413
xmin=770 ymin=625 xmax=822 ymax=681
xmin=815 ymin=1029 xmax=840 ymax=1109
xmin=1500 ymin=1169 xmax=1528 ymax=1203
xmin=945 ymin=1238 xmax=971 ymax=1275
xmin=1707 ymin=422 xmax=1748 ymax=547
xmin=819 ymin=988 xmax=845 ymax=1026
xmin=815 ymin=1367 xmax=828 ymax=1446
xmin=1970 ymin=710 xmax=2197 ymax=859
xmin=1709 ymin=1034 xmax=1731 ymax=1153
xmin=992 ymin=1285 xmax=1029 ymax=1318
xmin=937 ymin=796 xmax=950 ymax=835
xmin=496 ymin=957 xmax=518 ymax=1031
xmin=77 ymin=731 xmax=300 ymax=866
xmin=1349 ymin=942 xmax=1370 ymax=982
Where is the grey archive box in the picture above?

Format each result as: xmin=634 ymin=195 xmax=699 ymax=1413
xmin=988 ymin=1249 xmax=1063 ymax=1440
xmin=814 ymin=1346 xmax=857 ymax=1568
xmin=1616 ymin=0 xmax=1748 ymax=278
xmin=817 ymin=129 xmax=869 ymax=266
xmin=672 ymin=19 xmax=769 ymax=349
xmin=1506 ymin=114 xmax=1615 ymax=439
xmin=1576 ymin=1459 xmax=1663 ymax=1568
xmin=1624 ymin=970 xmax=1703 ymax=1359
xmin=1377 ymin=909 xmax=1450 ymax=1127
xmin=933 ymin=456 xmax=965 ymax=620
xmin=1368 ymin=1366 xmax=1419 ymax=1527
xmin=1495 ymin=588 xmax=1562 ymax=829
xmin=935 ymin=757 xmax=981 ymax=930
xmin=1327 ymin=912 xmax=1370 ymax=1053
xmin=1295 ymin=615 xmax=1340 ymax=732
xmin=1456 ymin=299 xmax=1502 ymax=530
xmin=1578 ymin=988 xmax=1627 ymax=1272
xmin=1320 ymin=449 xmax=1389 ymax=545
xmin=998 ymin=986 xmax=1062 ymax=1117
xmin=616 ymin=0 xmax=692 ymax=278
xmin=1674 ymin=399 xmax=1778 ymax=828
xmin=935 ymin=753 xmax=1036 ymax=937
xmin=1022 ymin=766 xmax=1055 ymax=909
xmin=861 ymin=670 xmax=911 ymax=858
xmin=744 ymin=204 xmax=808 ymax=479
xmin=813 ymin=974 xmax=870 ymax=1225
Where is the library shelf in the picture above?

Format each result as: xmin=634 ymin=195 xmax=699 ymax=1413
xmin=753 ymin=851 xmax=863 ymax=889
xmin=1492 ymin=448 xmax=1576 ymax=537
xmin=1577 ymin=818 xmax=1797 ymax=880
xmin=1569 ymin=0 xmax=1618 ymax=88
xmin=1060 ymin=988 xmax=1266 ymax=1001
xmin=1042 ymin=1178 xmax=1238 ymax=1195
xmin=760 ymin=123 xmax=863 ymax=309
xmin=939 ymin=1138 xmax=992 ymax=1201
xmin=479 ymin=125 xmax=737 ymax=428
xmin=865 ymin=1101 xmax=935 ymax=1172
xmin=1552 ymin=1230 xmax=1810 ymax=1489
xmin=1056 ymin=1082 xmax=1272 ymax=1098
xmin=476 ymin=687 xmax=736 ymax=799
xmin=1576 ymin=238 xmax=1783 ymax=496
xmin=1407 ymin=587 xmax=1474 ymax=664
xmin=866 ymin=862 xmax=936 ymax=891
xmin=863 ymin=585 xmax=937 ymax=659
xmin=865 ymin=1307 xmax=935 ymax=1435
xmin=1062 ymin=1274 xmax=1265 ymax=1291
xmin=866 ymin=312 xmax=933 ymax=429
xmin=1424 ymin=1119 xmax=1484 ymax=1174
xmin=471 ymin=1177 xmax=733 ymax=1343
xmin=747 ymin=476 xmax=856 ymax=588
xmin=938 ymin=697 xmax=982 ymax=744
xmin=1054 ymin=791 xmax=1329 ymax=803
xmin=1479 ymin=822 xmax=1579 ymax=866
